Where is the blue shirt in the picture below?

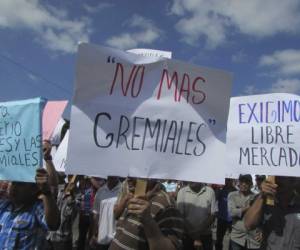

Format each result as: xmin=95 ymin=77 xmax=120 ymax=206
xmin=0 ymin=199 xmax=48 ymax=250
xmin=217 ymin=187 xmax=236 ymax=222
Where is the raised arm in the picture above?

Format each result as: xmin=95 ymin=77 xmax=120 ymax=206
xmin=244 ymin=181 xmax=277 ymax=230
xmin=128 ymin=197 xmax=178 ymax=250
xmin=36 ymin=168 xmax=60 ymax=230
xmin=43 ymin=140 xmax=59 ymax=189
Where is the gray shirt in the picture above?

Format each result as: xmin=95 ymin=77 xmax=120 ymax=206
xmin=228 ymin=191 xmax=261 ymax=249
xmin=177 ymin=185 xmax=217 ymax=238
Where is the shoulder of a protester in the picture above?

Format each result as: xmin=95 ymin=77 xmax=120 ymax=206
xmin=228 ymin=190 xmax=239 ymax=199
xmin=203 ymin=185 xmax=216 ymax=195
xmin=177 ymin=185 xmax=189 ymax=194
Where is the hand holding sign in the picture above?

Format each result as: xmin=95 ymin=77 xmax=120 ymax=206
xmin=35 ymin=168 xmax=51 ymax=195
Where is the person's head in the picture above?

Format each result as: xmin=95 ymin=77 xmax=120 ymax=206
xmin=106 ymin=176 xmax=119 ymax=190
xmin=255 ymin=175 xmax=266 ymax=190
xmin=238 ymin=174 xmax=252 ymax=194
xmin=8 ymin=181 xmax=39 ymax=206
xmin=90 ymin=177 xmax=105 ymax=190
xmin=275 ymin=176 xmax=300 ymax=205
xmin=225 ymin=178 xmax=235 ymax=188
xmin=189 ymin=182 xmax=204 ymax=193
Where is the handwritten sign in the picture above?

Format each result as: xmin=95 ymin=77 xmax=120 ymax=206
xmin=226 ymin=93 xmax=300 ymax=177
xmin=53 ymin=130 xmax=69 ymax=172
xmin=0 ymin=97 xmax=45 ymax=182
xmin=42 ymin=100 xmax=68 ymax=140
xmin=66 ymin=43 xmax=232 ymax=184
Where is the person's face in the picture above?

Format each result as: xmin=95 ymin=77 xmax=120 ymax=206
xmin=8 ymin=182 xmax=37 ymax=204
xmin=189 ymin=182 xmax=203 ymax=192
xmin=239 ymin=181 xmax=251 ymax=193
xmin=225 ymin=178 xmax=234 ymax=187
xmin=90 ymin=177 xmax=104 ymax=190
xmin=107 ymin=176 xmax=119 ymax=189
xmin=255 ymin=178 xmax=264 ymax=190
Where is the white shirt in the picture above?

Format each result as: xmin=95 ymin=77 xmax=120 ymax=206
xmin=97 ymin=197 xmax=118 ymax=244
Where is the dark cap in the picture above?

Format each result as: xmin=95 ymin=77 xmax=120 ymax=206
xmin=239 ymin=174 xmax=253 ymax=184
xmin=255 ymin=175 xmax=266 ymax=181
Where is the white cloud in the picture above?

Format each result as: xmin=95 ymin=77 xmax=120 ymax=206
xmin=169 ymin=0 xmax=300 ymax=48
xmin=27 ymin=73 xmax=38 ymax=81
xmin=0 ymin=0 xmax=91 ymax=53
xmin=243 ymin=78 xmax=300 ymax=95
xmin=259 ymin=49 xmax=300 ymax=76
xmin=83 ymin=2 xmax=114 ymax=14
xmin=269 ymin=78 xmax=300 ymax=93
xmin=243 ymin=85 xmax=258 ymax=95
xmin=106 ymin=14 xmax=162 ymax=50
xmin=232 ymin=51 xmax=247 ymax=63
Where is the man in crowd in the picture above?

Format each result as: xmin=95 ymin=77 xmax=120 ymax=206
xmin=0 ymin=169 xmax=60 ymax=249
xmin=215 ymin=178 xmax=236 ymax=250
xmin=109 ymin=179 xmax=184 ymax=250
xmin=90 ymin=176 xmax=121 ymax=249
xmin=252 ymin=175 xmax=266 ymax=194
xmin=244 ymin=176 xmax=300 ymax=250
xmin=47 ymin=175 xmax=80 ymax=250
xmin=177 ymin=182 xmax=217 ymax=250
xmin=228 ymin=174 xmax=261 ymax=250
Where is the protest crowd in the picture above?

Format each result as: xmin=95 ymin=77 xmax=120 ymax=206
xmin=0 ymin=118 xmax=299 ymax=250
xmin=0 ymin=43 xmax=300 ymax=250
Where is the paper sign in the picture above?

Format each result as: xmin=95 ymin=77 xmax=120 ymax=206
xmin=42 ymin=100 xmax=68 ymax=140
xmin=127 ymin=48 xmax=172 ymax=59
xmin=0 ymin=97 xmax=45 ymax=182
xmin=226 ymin=93 xmax=300 ymax=177
xmin=50 ymin=118 xmax=66 ymax=146
xmin=66 ymin=43 xmax=232 ymax=184
xmin=53 ymin=130 xmax=69 ymax=172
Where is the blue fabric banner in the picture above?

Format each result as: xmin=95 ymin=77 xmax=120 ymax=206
xmin=0 ymin=97 xmax=45 ymax=182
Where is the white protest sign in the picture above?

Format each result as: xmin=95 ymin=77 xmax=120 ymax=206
xmin=66 ymin=43 xmax=232 ymax=184
xmin=53 ymin=130 xmax=69 ymax=172
xmin=127 ymin=48 xmax=172 ymax=59
xmin=226 ymin=93 xmax=300 ymax=177
xmin=50 ymin=118 xmax=65 ymax=146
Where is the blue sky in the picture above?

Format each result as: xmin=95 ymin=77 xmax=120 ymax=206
xmin=1 ymin=0 xmax=300 ymax=116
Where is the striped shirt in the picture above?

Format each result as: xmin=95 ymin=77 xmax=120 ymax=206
xmin=109 ymin=190 xmax=184 ymax=250
xmin=0 ymin=199 xmax=48 ymax=250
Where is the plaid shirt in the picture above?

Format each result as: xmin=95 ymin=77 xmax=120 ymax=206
xmin=80 ymin=187 xmax=94 ymax=215
xmin=0 ymin=199 xmax=48 ymax=250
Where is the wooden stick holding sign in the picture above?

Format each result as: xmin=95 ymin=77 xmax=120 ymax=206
xmin=134 ymin=179 xmax=147 ymax=197
xmin=266 ymin=176 xmax=275 ymax=206
xmin=65 ymin=175 xmax=77 ymax=195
